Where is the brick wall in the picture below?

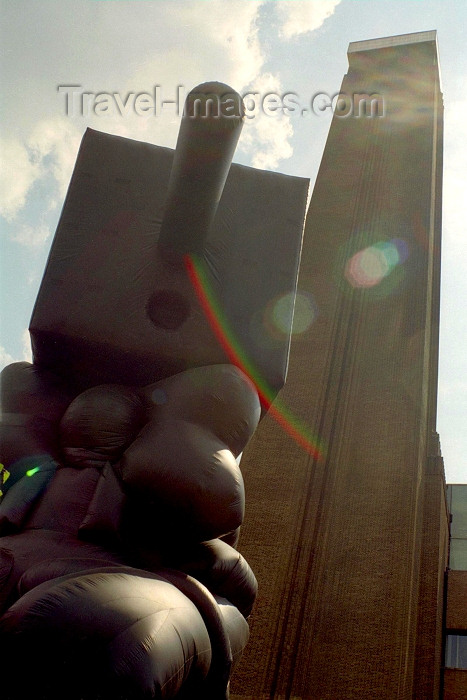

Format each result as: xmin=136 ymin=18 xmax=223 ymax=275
xmin=444 ymin=670 xmax=467 ymax=700
xmin=231 ymin=33 xmax=445 ymax=700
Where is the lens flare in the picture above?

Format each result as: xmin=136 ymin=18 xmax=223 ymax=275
xmin=271 ymin=293 xmax=294 ymax=335
xmin=271 ymin=291 xmax=318 ymax=336
xmin=345 ymin=238 xmax=408 ymax=289
xmin=185 ymin=254 xmax=325 ymax=460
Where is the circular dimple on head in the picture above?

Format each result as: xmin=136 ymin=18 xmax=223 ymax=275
xmin=146 ymin=289 xmax=190 ymax=330
xmin=151 ymin=388 xmax=168 ymax=405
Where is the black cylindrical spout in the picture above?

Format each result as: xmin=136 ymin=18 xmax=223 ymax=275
xmin=158 ymin=82 xmax=244 ymax=256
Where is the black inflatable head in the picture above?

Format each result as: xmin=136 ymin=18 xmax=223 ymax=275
xmin=30 ymin=83 xmax=309 ymax=397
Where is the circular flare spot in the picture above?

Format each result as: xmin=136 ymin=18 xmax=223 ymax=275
xmin=345 ymin=239 xmax=408 ymax=289
xmin=272 ymin=291 xmax=317 ymax=335
xmin=345 ymin=247 xmax=389 ymax=287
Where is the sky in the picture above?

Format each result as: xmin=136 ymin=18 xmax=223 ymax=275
xmin=1 ymin=0 xmax=466 ymax=482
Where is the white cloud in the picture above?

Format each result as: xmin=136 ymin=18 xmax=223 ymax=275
xmin=159 ymin=0 xmax=266 ymax=91
xmin=22 ymin=329 xmax=32 ymax=363
xmin=0 ymin=138 xmax=40 ymax=221
xmin=0 ymin=118 xmax=81 ymax=226
xmin=1 ymin=0 xmax=334 ymax=226
xmin=0 ymin=346 xmax=15 ymax=371
xmin=0 ymin=1 xmax=269 ymax=172
xmin=28 ymin=118 xmax=82 ymax=201
xmin=89 ymin=0 xmax=267 ymax=150
xmin=66 ymin=1 xmax=278 ymax=171
xmin=242 ymin=109 xmax=293 ymax=171
xmin=204 ymin=0 xmax=266 ymax=91
xmin=276 ymin=0 xmax=342 ymax=39
xmin=12 ymin=223 xmax=51 ymax=248
xmin=239 ymin=72 xmax=294 ymax=170
xmin=0 ymin=332 xmax=30 ymax=372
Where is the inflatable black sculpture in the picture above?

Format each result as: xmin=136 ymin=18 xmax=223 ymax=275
xmin=0 ymin=83 xmax=308 ymax=699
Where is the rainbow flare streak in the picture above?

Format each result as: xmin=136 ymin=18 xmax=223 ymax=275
xmin=184 ymin=254 xmax=325 ymax=460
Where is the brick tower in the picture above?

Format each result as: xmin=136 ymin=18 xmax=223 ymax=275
xmin=231 ymin=31 xmax=449 ymax=700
